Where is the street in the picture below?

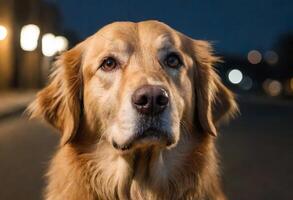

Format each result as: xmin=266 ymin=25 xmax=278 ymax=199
xmin=0 ymin=97 xmax=292 ymax=200
xmin=219 ymin=98 xmax=293 ymax=200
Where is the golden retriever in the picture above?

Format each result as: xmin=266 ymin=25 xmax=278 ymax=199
xmin=28 ymin=20 xmax=237 ymax=200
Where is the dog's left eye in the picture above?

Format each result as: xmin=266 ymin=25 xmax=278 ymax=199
xmin=165 ymin=53 xmax=182 ymax=69
xmin=100 ymin=57 xmax=118 ymax=72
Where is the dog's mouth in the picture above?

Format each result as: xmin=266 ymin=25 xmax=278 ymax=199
xmin=112 ymin=127 xmax=174 ymax=152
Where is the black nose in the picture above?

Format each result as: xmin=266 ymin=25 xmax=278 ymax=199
xmin=132 ymin=85 xmax=169 ymax=115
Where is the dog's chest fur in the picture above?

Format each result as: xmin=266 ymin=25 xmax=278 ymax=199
xmin=45 ymin=137 xmax=224 ymax=200
xmin=86 ymin=147 xmax=198 ymax=200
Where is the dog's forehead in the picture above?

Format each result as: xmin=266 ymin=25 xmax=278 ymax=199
xmin=96 ymin=22 xmax=137 ymax=42
xmin=93 ymin=21 xmax=179 ymax=48
xmin=138 ymin=21 xmax=176 ymax=41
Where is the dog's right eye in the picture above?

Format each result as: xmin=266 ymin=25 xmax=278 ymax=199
xmin=100 ymin=57 xmax=118 ymax=72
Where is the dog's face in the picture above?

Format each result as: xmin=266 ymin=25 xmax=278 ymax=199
xmin=83 ymin=22 xmax=194 ymax=151
xmin=28 ymin=21 xmax=237 ymax=153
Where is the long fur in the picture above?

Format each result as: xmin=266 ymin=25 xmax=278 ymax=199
xmin=27 ymin=20 xmax=238 ymax=200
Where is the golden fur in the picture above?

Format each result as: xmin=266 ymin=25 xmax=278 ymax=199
xmin=28 ymin=20 xmax=238 ymax=200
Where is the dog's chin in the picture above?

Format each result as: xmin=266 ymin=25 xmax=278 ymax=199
xmin=112 ymin=128 xmax=175 ymax=153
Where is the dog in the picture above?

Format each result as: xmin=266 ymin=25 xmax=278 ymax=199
xmin=28 ymin=20 xmax=237 ymax=200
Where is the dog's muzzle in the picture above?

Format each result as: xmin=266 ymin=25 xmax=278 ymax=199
xmin=111 ymin=85 xmax=174 ymax=151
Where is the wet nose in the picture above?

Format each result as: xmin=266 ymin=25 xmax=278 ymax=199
xmin=132 ymin=85 xmax=169 ymax=115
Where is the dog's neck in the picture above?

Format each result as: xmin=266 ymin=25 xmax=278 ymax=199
xmin=71 ymin=132 xmax=220 ymax=199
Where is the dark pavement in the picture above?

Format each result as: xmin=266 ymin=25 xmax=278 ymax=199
xmin=0 ymin=117 xmax=58 ymax=200
xmin=0 ymin=97 xmax=292 ymax=200
xmin=219 ymin=98 xmax=293 ymax=200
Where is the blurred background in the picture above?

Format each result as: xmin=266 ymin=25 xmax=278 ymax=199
xmin=0 ymin=0 xmax=292 ymax=199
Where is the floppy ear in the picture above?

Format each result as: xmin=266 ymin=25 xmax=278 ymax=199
xmin=193 ymin=40 xmax=238 ymax=136
xmin=27 ymin=42 xmax=85 ymax=145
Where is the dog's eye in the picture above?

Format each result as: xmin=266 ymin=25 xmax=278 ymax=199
xmin=100 ymin=57 xmax=118 ymax=72
xmin=165 ymin=53 xmax=182 ymax=68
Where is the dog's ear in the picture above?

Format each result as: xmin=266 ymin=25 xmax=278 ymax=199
xmin=27 ymin=41 xmax=85 ymax=145
xmin=192 ymin=40 xmax=238 ymax=136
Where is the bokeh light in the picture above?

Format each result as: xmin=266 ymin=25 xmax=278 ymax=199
xmin=240 ymin=76 xmax=253 ymax=90
xmin=228 ymin=69 xmax=243 ymax=84
xmin=42 ymin=34 xmax=68 ymax=57
xmin=264 ymin=50 xmax=279 ymax=65
xmin=20 ymin=24 xmax=40 ymax=51
xmin=263 ymin=79 xmax=282 ymax=96
xmin=247 ymin=50 xmax=262 ymax=64
xmin=290 ymin=78 xmax=293 ymax=91
xmin=42 ymin=33 xmax=57 ymax=57
xmin=0 ymin=25 xmax=8 ymax=40
xmin=55 ymin=36 xmax=68 ymax=52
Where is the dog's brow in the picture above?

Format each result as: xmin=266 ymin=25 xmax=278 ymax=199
xmin=154 ymin=34 xmax=174 ymax=50
xmin=96 ymin=33 xmax=130 ymax=53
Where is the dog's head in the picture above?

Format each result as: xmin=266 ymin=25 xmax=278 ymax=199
xmin=28 ymin=21 xmax=237 ymax=152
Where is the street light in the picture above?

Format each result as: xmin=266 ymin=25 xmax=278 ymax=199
xmin=0 ymin=25 xmax=8 ymax=40
xmin=55 ymin=36 xmax=68 ymax=52
xmin=20 ymin=24 xmax=40 ymax=51
xmin=228 ymin=69 xmax=243 ymax=84
xmin=247 ymin=50 xmax=262 ymax=64
xmin=263 ymin=79 xmax=282 ymax=96
xmin=264 ymin=51 xmax=278 ymax=65
xmin=42 ymin=33 xmax=56 ymax=57
xmin=42 ymin=34 xmax=69 ymax=57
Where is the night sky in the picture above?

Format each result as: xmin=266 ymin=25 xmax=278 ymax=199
xmin=47 ymin=0 xmax=293 ymax=56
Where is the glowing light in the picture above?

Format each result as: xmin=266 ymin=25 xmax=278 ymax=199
xmin=247 ymin=50 xmax=262 ymax=64
xmin=240 ymin=76 xmax=253 ymax=90
xmin=55 ymin=36 xmax=68 ymax=52
xmin=20 ymin=24 xmax=40 ymax=51
xmin=0 ymin=25 xmax=8 ymax=40
xmin=290 ymin=78 xmax=293 ymax=91
xmin=42 ymin=33 xmax=57 ymax=57
xmin=228 ymin=69 xmax=243 ymax=84
xmin=263 ymin=79 xmax=282 ymax=96
xmin=42 ymin=34 xmax=69 ymax=57
xmin=264 ymin=51 xmax=278 ymax=65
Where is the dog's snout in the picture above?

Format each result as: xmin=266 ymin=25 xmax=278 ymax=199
xmin=132 ymin=85 xmax=169 ymax=115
